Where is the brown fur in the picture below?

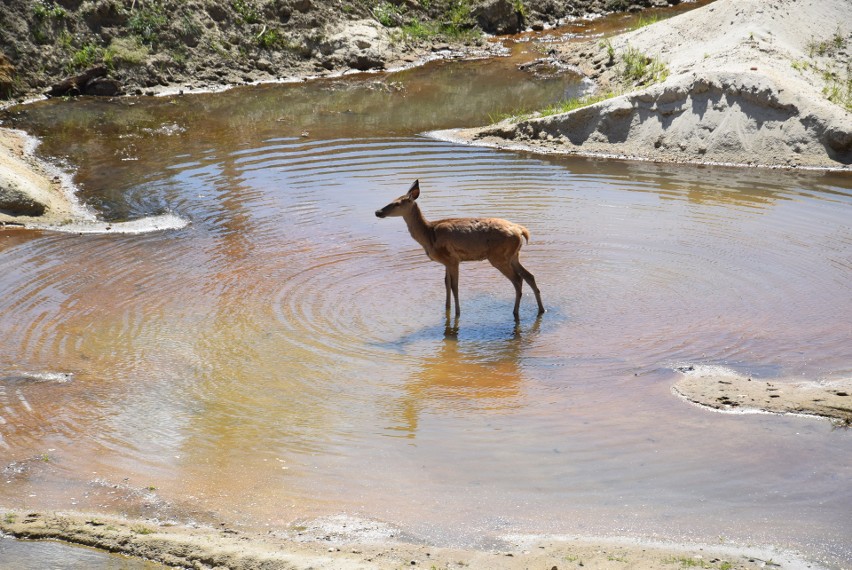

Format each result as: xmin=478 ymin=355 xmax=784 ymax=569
xmin=376 ymin=180 xmax=544 ymax=319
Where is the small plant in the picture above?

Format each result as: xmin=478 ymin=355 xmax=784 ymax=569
xmin=33 ymin=1 xmax=67 ymax=21
xmin=396 ymin=19 xmax=434 ymax=41
xmin=445 ymin=0 xmax=474 ymax=36
xmin=128 ymin=2 xmax=168 ymax=47
xmin=632 ymin=13 xmax=659 ymax=30
xmin=599 ymin=38 xmax=616 ymax=63
xmin=373 ymin=1 xmax=403 ymax=27
xmin=31 ymin=0 xmax=67 ymax=44
xmin=489 ymin=91 xmax=618 ymax=124
xmin=540 ymin=91 xmax=618 ymax=116
xmin=3 ymin=512 xmax=17 ymax=524
xmin=69 ymin=42 xmax=104 ymax=71
xmin=513 ymin=0 xmax=527 ymax=20
xmin=257 ymin=28 xmax=283 ymax=49
xmin=232 ymin=0 xmax=260 ymax=24
xmin=807 ymin=29 xmax=847 ymax=58
xmin=620 ymin=44 xmax=668 ymax=85
xmin=131 ymin=524 xmax=154 ymax=535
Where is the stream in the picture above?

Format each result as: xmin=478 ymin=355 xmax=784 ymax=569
xmin=1 ymin=5 xmax=851 ymax=568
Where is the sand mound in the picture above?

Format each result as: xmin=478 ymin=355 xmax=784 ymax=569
xmin=446 ymin=0 xmax=852 ymax=169
xmin=673 ymin=365 xmax=852 ymax=426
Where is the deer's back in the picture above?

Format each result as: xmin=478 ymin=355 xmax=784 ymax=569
xmin=430 ymin=217 xmax=527 ymax=263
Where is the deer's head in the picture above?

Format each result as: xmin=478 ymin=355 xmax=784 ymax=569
xmin=375 ymin=179 xmax=420 ymax=218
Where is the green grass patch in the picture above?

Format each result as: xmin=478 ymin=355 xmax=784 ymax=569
xmin=69 ymin=42 xmax=104 ymax=71
xmin=33 ymin=1 xmax=67 ymax=21
xmin=620 ymin=44 xmax=668 ymax=85
xmin=128 ymin=1 xmax=168 ymax=47
xmin=232 ymin=0 xmax=260 ymax=24
xmin=104 ymin=36 xmax=149 ymax=67
xmin=794 ymin=31 xmax=852 ymax=111
xmin=631 ymin=13 xmax=659 ymax=30
xmin=489 ymin=91 xmax=619 ymax=123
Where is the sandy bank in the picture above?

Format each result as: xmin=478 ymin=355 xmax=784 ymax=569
xmin=674 ymin=366 xmax=852 ymax=427
xmin=0 ymin=127 xmax=88 ymax=227
xmin=0 ymin=510 xmax=826 ymax=570
xmin=444 ymin=0 xmax=852 ymax=169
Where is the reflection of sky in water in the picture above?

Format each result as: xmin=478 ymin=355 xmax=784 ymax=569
xmin=1 ymin=37 xmax=851 ymax=568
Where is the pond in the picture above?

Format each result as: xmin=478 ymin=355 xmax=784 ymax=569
xmin=1 ymin=5 xmax=851 ymax=568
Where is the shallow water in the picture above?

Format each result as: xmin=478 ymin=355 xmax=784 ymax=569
xmin=2 ymin=6 xmax=852 ymax=568
xmin=0 ymin=536 xmax=165 ymax=569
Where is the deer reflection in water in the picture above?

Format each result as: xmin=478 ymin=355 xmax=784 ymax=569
xmin=387 ymin=317 xmax=541 ymax=437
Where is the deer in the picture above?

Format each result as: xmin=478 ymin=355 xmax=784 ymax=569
xmin=375 ymin=179 xmax=545 ymax=320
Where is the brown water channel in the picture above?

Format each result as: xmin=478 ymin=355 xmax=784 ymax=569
xmin=2 ymin=8 xmax=852 ymax=568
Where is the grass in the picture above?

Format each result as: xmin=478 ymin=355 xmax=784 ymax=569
xmin=489 ymin=91 xmax=619 ymax=123
xmin=69 ymin=42 xmax=103 ymax=71
xmin=257 ymin=28 xmax=283 ymax=49
xmin=620 ymin=44 xmax=668 ymax=85
xmin=373 ymin=1 xmax=403 ymax=27
xmin=665 ymin=556 xmax=733 ymax=569
xmin=793 ymin=31 xmax=852 ymax=111
xmin=128 ymin=1 xmax=168 ymax=47
xmin=3 ymin=513 xmax=17 ymax=524
xmin=104 ymin=37 xmax=149 ymax=67
xmin=232 ymin=0 xmax=260 ymax=24
xmin=631 ymin=13 xmax=659 ymax=30
xmin=31 ymin=0 xmax=67 ymax=44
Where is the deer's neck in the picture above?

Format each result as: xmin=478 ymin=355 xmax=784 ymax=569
xmin=402 ymin=203 xmax=434 ymax=252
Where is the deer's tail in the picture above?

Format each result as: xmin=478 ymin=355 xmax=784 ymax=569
xmin=520 ymin=226 xmax=530 ymax=244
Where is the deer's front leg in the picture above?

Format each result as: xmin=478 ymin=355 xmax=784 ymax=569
xmin=447 ymin=262 xmax=461 ymax=317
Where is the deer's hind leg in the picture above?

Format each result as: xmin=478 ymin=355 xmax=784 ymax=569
xmin=490 ymin=258 xmax=525 ymax=320
xmin=444 ymin=267 xmax=452 ymax=312
xmin=511 ymin=257 xmax=544 ymax=315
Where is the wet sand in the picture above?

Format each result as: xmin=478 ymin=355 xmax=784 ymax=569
xmin=674 ymin=366 xmax=852 ymax=428
xmin=0 ymin=510 xmax=822 ymax=570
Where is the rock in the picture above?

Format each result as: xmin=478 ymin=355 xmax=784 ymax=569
xmin=472 ymin=0 xmax=523 ymax=34
xmin=0 ymin=179 xmax=47 ymax=217
xmin=317 ymin=20 xmax=392 ymax=71
xmin=46 ymin=66 xmax=107 ymax=97
xmin=83 ymin=76 xmax=122 ymax=96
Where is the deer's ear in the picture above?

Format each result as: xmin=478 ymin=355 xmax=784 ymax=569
xmin=408 ymin=179 xmax=420 ymax=200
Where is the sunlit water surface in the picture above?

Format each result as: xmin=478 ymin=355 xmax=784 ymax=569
xmin=2 ymin=9 xmax=851 ymax=568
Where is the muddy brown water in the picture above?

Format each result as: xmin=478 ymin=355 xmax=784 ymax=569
xmin=2 ymin=6 xmax=852 ymax=568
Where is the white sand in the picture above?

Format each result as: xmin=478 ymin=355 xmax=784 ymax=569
xmin=446 ymin=0 xmax=852 ymax=169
